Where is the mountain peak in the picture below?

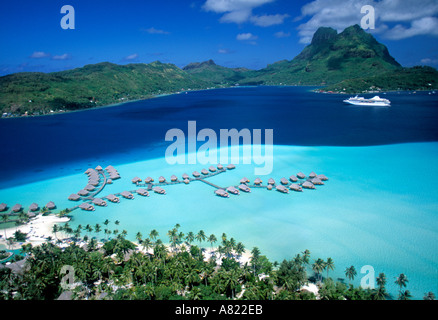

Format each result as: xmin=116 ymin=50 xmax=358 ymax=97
xmin=311 ymin=27 xmax=338 ymax=46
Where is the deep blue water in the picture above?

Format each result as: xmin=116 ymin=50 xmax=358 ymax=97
xmin=0 ymin=86 xmax=437 ymax=188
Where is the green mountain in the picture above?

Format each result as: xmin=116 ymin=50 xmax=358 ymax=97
xmin=0 ymin=61 xmax=209 ymax=115
xmin=239 ymin=24 xmax=402 ymax=85
xmin=1 ymin=24 xmax=436 ymax=117
xmin=183 ymin=59 xmax=249 ymax=84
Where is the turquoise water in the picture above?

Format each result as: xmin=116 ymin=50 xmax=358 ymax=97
xmin=1 ymin=142 xmax=437 ymax=298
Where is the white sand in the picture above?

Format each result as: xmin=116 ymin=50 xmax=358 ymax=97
xmin=0 ymin=214 xmax=70 ymax=249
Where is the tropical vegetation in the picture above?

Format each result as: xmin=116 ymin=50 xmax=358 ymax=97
xmin=1 ymin=221 xmax=434 ymax=301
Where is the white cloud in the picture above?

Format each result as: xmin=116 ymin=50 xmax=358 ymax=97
xmin=296 ymin=0 xmax=438 ymax=43
xmin=274 ymin=31 xmax=291 ymax=38
xmin=250 ymin=13 xmax=289 ymax=26
xmin=202 ymin=0 xmax=288 ymax=26
xmin=420 ymin=58 xmax=438 ymax=65
xmin=142 ymin=27 xmax=170 ymax=35
xmin=51 ymin=53 xmax=71 ymax=60
xmin=236 ymin=32 xmax=258 ymax=40
xmin=124 ymin=53 xmax=139 ymax=61
xmin=30 ymin=51 xmax=50 ymax=59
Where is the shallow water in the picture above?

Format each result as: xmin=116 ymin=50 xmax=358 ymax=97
xmin=0 ymin=87 xmax=437 ymax=299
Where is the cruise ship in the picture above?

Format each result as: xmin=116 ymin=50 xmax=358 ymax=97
xmin=343 ymin=95 xmax=391 ymax=107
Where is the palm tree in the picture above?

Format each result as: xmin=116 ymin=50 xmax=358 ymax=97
xmin=325 ymin=258 xmax=335 ymax=279
xmin=136 ymin=232 xmax=143 ymax=244
xmin=376 ymin=272 xmax=387 ymax=288
xmin=302 ymin=249 xmax=311 ymax=265
xmin=149 ymin=229 xmax=159 ymax=242
xmin=235 ymin=242 xmax=245 ymax=259
xmin=52 ymin=224 xmax=59 ymax=240
xmin=395 ymin=273 xmax=409 ymax=299
xmin=312 ymin=258 xmax=325 ymax=282
xmin=208 ymin=234 xmax=217 ymax=250
xmin=399 ymin=290 xmax=412 ymax=300
xmin=423 ymin=292 xmax=435 ymax=300
xmin=345 ymin=266 xmax=357 ymax=284
xmin=186 ymin=231 xmax=195 ymax=246
xmin=250 ymin=247 xmax=261 ymax=275
xmin=142 ymin=238 xmax=153 ymax=256
xmin=94 ymin=224 xmax=101 ymax=240
xmin=196 ymin=230 xmax=206 ymax=246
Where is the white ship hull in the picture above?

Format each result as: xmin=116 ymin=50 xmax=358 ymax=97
xmin=343 ymin=95 xmax=391 ymax=107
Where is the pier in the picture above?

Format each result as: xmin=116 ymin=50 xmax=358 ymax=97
xmin=66 ymin=164 xmax=328 ymax=212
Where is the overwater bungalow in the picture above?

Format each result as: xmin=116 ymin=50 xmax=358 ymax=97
xmin=302 ymin=181 xmax=315 ymax=189
xmin=145 ymin=177 xmax=154 ymax=183
xmin=68 ymin=194 xmax=80 ymax=201
xmin=12 ymin=204 xmax=22 ymax=212
xmin=268 ymin=178 xmax=275 ymax=185
xmin=0 ymin=203 xmax=7 ymax=212
xmin=290 ymin=184 xmax=303 ymax=192
xmin=95 ymin=165 xmax=103 ymax=171
xmin=170 ymin=175 xmax=178 ymax=182
xmin=110 ymin=173 xmax=120 ymax=180
xmin=289 ymin=175 xmax=298 ymax=182
xmin=77 ymin=189 xmax=89 ymax=196
xmin=311 ymin=177 xmax=324 ymax=185
xmin=182 ymin=173 xmax=189 ymax=180
xmin=46 ymin=201 xmax=56 ymax=210
xmin=106 ymin=194 xmax=120 ymax=203
xmin=29 ymin=203 xmax=39 ymax=212
xmin=132 ymin=176 xmax=142 ymax=184
xmin=79 ymin=203 xmax=95 ymax=211
xmin=217 ymin=164 xmax=224 ymax=170
xmin=88 ymin=179 xmax=99 ymax=186
xmin=226 ymin=186 xmax=240 ymax=195
xmin=159 ymin=176 xmax=166 ymax=183
xmin=152 ymin=187 xmax=166 ymax=195
xmin=317 ymin=174 xmax=328 ymax=181
xmin=215 ymin=189 xmax=229 ymax=198
xmin=309 ymin=171 xmax=317 ymax=178
xmin=136 ymin=189 xmax=149 ymax=196
xmin=297 ymin=172 xmax=306 ymax=179
xmin=107 ymin=179 xmax=113 ymax=184
xmin=276 ymin=185 xmax=289 ymax=193
xmin=92 ymin=198 xmax=107 ymax=206
xmin=27 ymin=211 xmax=36 ymax=219
xmin=240 ymin=177 xmax=250 ymax=184
xmin=280 ymin=177 xmax=289 ymax=185
xmin=84 ymin=184 xmax=95 ymax=191
xmin=121 ymin=191 xmax=134 ymax=199
xmin=201 ymin=169 xmax=209 ymax=175
xmin=267 ymin=184 xmax=273 ymax=190
xmin=209 ymin=166 xmax=217 ymax=172
xmin=193 ymin=171 xmax=200 ymax=177
xmin=254 ymin=178 xmax=262 ymax=185
xmin=183 ymin=179 xmax=190 ymax=184
xmin=238 ymin=184 xmax=251 ymax=193
xmin=227 ymin=164 xmax=236 ymax=170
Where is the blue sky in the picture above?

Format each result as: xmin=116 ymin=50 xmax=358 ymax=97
xmin=0 ymin=0 xmax=437 ymax=76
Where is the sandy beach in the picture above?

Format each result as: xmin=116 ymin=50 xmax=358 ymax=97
xmin=0 ymin=214 xmax=70 ymax=249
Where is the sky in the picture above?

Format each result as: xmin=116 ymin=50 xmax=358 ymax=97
xmin=0 ymin=0 xmax=437 ymax=76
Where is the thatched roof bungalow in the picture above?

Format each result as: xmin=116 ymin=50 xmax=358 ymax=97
xmin=302 ymin=181 xmax=315 ymax=189
xmin=0 ymin=203 xmax=7 ymax=212
xmin=68 ymin=194 xmax=80 ymax=201
xmin=201 ymin=169 xmax=209 ymax=175
xmin=121 ymin=191 xmax=134 ymax=199
xmin=131 ymin=176 xmax=142 ymax=184
xmin=289 ymin=175 xmax=298 ymax=182
xmin=290 ymin=184 xmax=303 ymax=192
xmin=226 ymin=186 xmax=240 ymax=195
xmin=95 ymin=165 xmax=103 ymax=171
xmin=192 ymin=171 xmax=200 ymax=178
xmin=136 ymin=189 xmax=149 ymax=196
xmin=158 ymin=176 xmax=166 ymax=183
xmin=77 ymin=189 xmax=89 ymax=196
xmin=227 ymin=164 xmax=236 ymax=170
xmin=152 ymin=187 xmax=166 ymax=194
xmin=311 ymin=177 xmax=324 ymax=185
xmin=106 ymin=194 xmax=120 ymax=203
xmin=79 ymin=203 xmax=95 ymax=211
xmin=182 ymin=173 xmax=189 ymax=180
xmin=170 ymin=175 xmax=178 ymax=182
xmin=217 ymin=164 xmax=224 ymax=170
xmin=238 ymin=184 xmax=251 ymax=193
xmin=29 ymin=203 xmax=39 ymax=212
xmin=84 ymin=184 xmax=95 ymax=191
xmin=309 ymin=171 xmax=317 ymax=178
xmin=317 ymin=174 xmax=328 ymax=181
xmin=268 ymin=178 xmax=275 ymax=185
xmin=297 ymin=172 xmax=306 ymax=179
xmin=92 ymin=198 xmax=107 ymax=206
xmin=280 ymin=177 xmax=289 ymax=185
xmin=276 ymin=185 xmax=289 ymax=193
xmin=254 ymin=178 xmax=262 ymax=185
xmin=46 ymin=201 xmax=56 ymax=210
xmin=145 ymin=177 xmax=154 ymax=183
xmin=215 ymin=189 xmax=229 ymax=198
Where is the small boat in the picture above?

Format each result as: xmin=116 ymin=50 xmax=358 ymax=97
xmin=343 ymin=95 xmax=391 ymax=107
xmin=215 ymin=189 xmax=229 ymax=198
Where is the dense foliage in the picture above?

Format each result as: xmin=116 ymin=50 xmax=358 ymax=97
xmin=1 ymin=222 xmax=433 ymax=300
